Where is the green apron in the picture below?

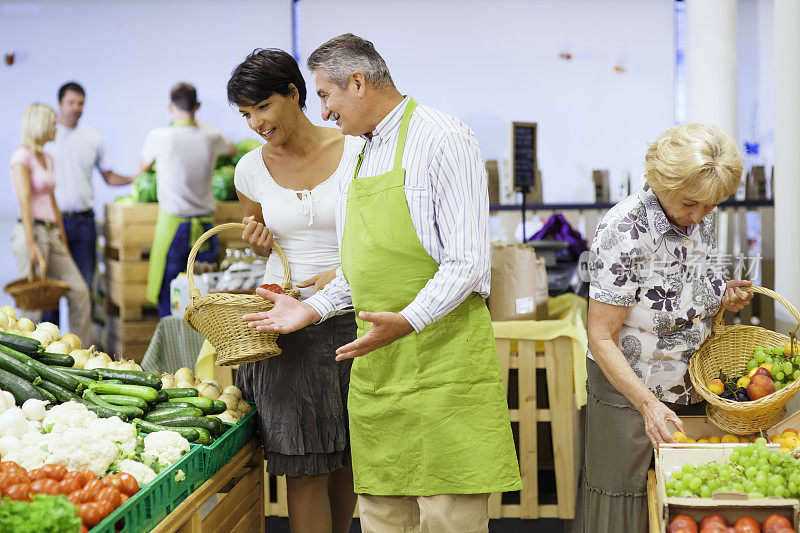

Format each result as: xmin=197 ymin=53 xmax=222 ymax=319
xmin=146 ymin=209 xmax=212 ymax=305
xmin=340 ymin=98 xmax=522 ymax=496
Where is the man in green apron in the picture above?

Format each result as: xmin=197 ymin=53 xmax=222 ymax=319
xmin=245 ymin=34 xmax=521 ymax=532
xmin=141 ymin=82 xmax=236 ymax=317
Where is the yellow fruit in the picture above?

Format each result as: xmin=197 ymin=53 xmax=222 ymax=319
xmin=708 ymin=436 xmax=721 ymax=444
xmin=721 ymin=434 xmax=739 ymax=443
xmin=784 ymin=428 xmax=799 ymax=435
xmin=707 ymin=378 xmax=725 ymax=395
xmin=776 ymin=438 xmax=790 ymax=448
xmin=737 ymin=377 xmax=750 ymax=389
xmin=687 ymin=437 xmax=697 ymax=443
xmin=739 ymin=436 xmax=749 ymax=443
xmin=772 ymin=435 xmax=783 ymax=443
xmin=697 ymin=438 xmax=709 ymax=444
xmin=783 ymin=430 xmax=797 ymax=440
xmin=781 ymin=447 xmax=792 ymax=454
xmin=784 ymin=341 xmax=800 ymax=356
xmin=761 ymin=363 xmax=773 ymax=372
xmin=673 ymin=431 xmax=689 ymax=443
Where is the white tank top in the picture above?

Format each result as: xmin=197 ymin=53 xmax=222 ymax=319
xmin=233 ymin=134 xmax=365 ymax=300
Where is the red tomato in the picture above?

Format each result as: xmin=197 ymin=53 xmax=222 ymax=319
xmin=30 ymin=478 xmax=60 ymax=495
xmin=26 ymin=468 xmax=48 ymax=482
xmin=69 ymin=488 xmax=95 ymax=504
xmin=63 ymin=471 xmax=87 ymax=488
xmin=83 ymin=479 xmax=103 ymax=500
xmin=116 ymin=473 xmax=139 ymax=497
xmin=79 ymin=527 xmax=88 ymax=533
xmin=93 ymin=499 xmax=114 ymax=521
xmin=101 ymin=473 xmax=122 ymax=489
xmin=763 ymin=515 xmax=793 ymax=531
xmin=0 ymin=473 xmax=27 ymax=491
xmin=732 ymin=516 xmax=760 ymax=533
xmin=78 ymin=470 xmax=97 ymax=485
xmin=699 ymin=515 xmax=728 ymax=529
xmin=96 ymin=486 xmax=122 ymax=509
xmin=256 ymin=283 xmax=284 ymax=295
xmin=120 ymin=493 xmax=129 ymax=504
xmin=41 ymin=464 xmax=67 ymax=481
xmin=77 ymin=503 xmax=104 ymax=528
xmin=58 ymin=477 xmax=81 ymax=495
xmin=0 ymin=461 xmax=22 ymax=474
xmin=5 ymin=483 xmax=31 ymax=501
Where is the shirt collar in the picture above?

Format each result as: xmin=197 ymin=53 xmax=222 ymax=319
xmin=640 ymin=182 xmax=712 ymax=238
xmin=361 ymin=95 xmax=410 ymax=145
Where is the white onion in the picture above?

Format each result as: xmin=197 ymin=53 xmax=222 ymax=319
xmin=94 ymin=352 xmax=112 ymax=363
xmin=0 ymin=408 xmax=29 ymax=437
xmin=84 ymin=355 xmax=109 ymax=370
xmin=60 ymin=333 xmax=81 ymax=351
xmin=222 ymin=385 xmax=242 ymax=399
xmin=0 ymin=306 xmax=17 ymax=320
xmin=21 ymin=399 xmax=48 ymax=422
xmin=218 ymin=410 xmax=239 ymax=424
xmin=16 ymin=318 xmax=35 ymax=332
xmin=197 ymin=382 xmax=221 ymax=400
xmin=0 ymin=393 xmax=10 ymax=415
xmin=1 ymin=392 xmax=15 ymax=409
xmin=174 ymin=367 xmax=194 ymax=383
xmin=46 ymin=340 xmax=70 ymax=355
xmin=174 ymin=380 xmax=194 ymax=389
xmin=161 ymin=375 xmax=175 ymax=389
xmin=29 ymin=329 xmax=53 ymax=346
xmin=70 ymin=349 xmax=91 ymax=369
xmin=217 ymin=393 xmax=238 ymax=411
xmin=0 ymin=313 xmax=9 ymax=331
xmin=38 ymin=321 xmax=59 ymax=339
xmin=237 ymin=400 xmax=251 ymax=414
xmin=0 ymin=435 xmax=22 ymax=456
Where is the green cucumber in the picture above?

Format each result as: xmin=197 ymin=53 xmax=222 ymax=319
xmin=94 ymin=368 xmax=161 ymax=390
xmin=144 ymin=407 xmax=203 ymax=423
xmin=209 ymin=399 xmax=227 ymax=415
xmin=158 ymin=415 xmax=224 ymax=436
xmin=34 ymin=352 xmax=74 ymax=367
xmin=191 ymin=427 xmax=212 ymax=444
xmin=161 ymin=388 xmax=198 ymax=399
xmin=168 ymin=396 xmax=213 ymax=414
xmin=0 ymin=348 xmax=38 ymax=381
xmin=57 ymin=367 xmax=100 ymax=380
xmin=0 ymin=367 xmax=44 ymax=404
xmin=82 ymin=390 xmax=142 ymax=419
xmin=0 ymin=332 xmax=42 ymax=355
xmin=35 ymin=385 xmax=57 ymax=406
xmin=0 ymin=345 xmax=80 ymax=391
xmin=87 ymin=382 xmax=159 ymax=403
xmin=37 ymin=379 xmax=81 ymax=403
xmin=133 ymin=419 xmax=200 ymax=441
xmin=97 ymin=394 xmax=149 ymax=410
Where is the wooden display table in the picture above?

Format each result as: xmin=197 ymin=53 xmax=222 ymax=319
xmin=151 ymin=439 xmax=264 ymax=533
xmin=647 ymin=469 xmax=661 ymax=533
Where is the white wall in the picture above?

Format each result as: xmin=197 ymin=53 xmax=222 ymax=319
xmin=297 ymin=0 xmax=676 ymax=202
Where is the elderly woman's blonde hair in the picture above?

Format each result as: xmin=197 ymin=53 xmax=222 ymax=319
xmin=644 ymin=123 xmax=743 ymax=206
xmin=20 ymin=103 xmax=56 ymax=153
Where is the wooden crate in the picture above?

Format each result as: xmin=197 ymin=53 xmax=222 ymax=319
xmin=103 ymin=330 xmax=149 ymax=363
xmin=150 ymin=440 xmax=265 ymax=533
xmin=105 ymin=316 xmax=158 ymax=343
xmin=263 ymin=335 xmax=578 ymax=520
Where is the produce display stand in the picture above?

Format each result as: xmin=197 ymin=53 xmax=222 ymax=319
xmin=647 ymin=470 xmax=660 ymax=533
xmin=150 ymin=439 xmax=264 ymax=533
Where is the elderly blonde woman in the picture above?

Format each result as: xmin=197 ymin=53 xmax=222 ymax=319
xmin=582 ymin=123 xmax=753 ymax=532
xmin=8 ymin=104 xmax=93 ymax=343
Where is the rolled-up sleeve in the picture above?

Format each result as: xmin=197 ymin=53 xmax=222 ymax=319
xmin=304 ymin=266 xmax=353 ymax=321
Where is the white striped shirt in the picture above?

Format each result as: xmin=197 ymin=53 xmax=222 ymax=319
xmin=305 ymin=96 xmax=491 ymax=332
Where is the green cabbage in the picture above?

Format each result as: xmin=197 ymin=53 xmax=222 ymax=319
xmin=132 ymin=171 xmax=158 ymax=203
xmin=212 ymin=165 xmax=236 ymax=201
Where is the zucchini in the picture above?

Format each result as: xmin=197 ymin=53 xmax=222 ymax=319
xmin=37 ymin=379 xmax=81 ymax=403
xmin=144 ymin=407 xmax=203 ymax=423
xmin=155 ymin=389 xmax=169 ymax=403
xmin=63 ymin=373 xmax=98 ymax=388
xmin=82 ymin=390 xmax=142 ymax=420
xmin=168 ymin=396 xmax=213 ymax=414
xmin=209 ymin=400 xmax=227 ymax=415
xmin=192 ymin=427 xmax=212 ymax=445
xmin=87 ymin=382 xmax=159 ymax=403
xmin=34 ymin=352 xmax=75 ymax=367
xmin=95 ymin=368 xmax=161 ymax=390
xmin=158 ymin=415 xmax=224 ymax=436
xmin=0 ymin=332 xmax=42 ymax=355
xmin=0 ymin=367 xmax=44 ymax=404
xmin=161 ymin=388 xmax=199 ymax=399
xmin=0 ymin=348 xmax=38 ymax=381
xmin=97 ymin=394 xmax=149 ymax=410
xmin=35 ymin=385 xmax=58 ymax=406
xmin=151 ymin=401 xmax=195 ymax=411
xmin=133 ymin=419 xmax=200 ymax=441
xmin=78 ymin=399 xmax=127 ymax=419
xmin=0 ymin=345 xmax=80 ymax=391
xmin=57 ymin=367 xmax=100 ymax=380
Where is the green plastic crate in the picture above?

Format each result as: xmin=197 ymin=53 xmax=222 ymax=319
xmin=92 ymin=444 xmax=204 ymax=533
xmin=201 ymin=406 xmax=257 ymax=478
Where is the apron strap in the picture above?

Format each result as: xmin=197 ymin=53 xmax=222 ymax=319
xmin=353 ymin=98 xmax=418 ymax=179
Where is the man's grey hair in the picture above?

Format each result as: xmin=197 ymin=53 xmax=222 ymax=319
xmin=307 ymin=33 xmax=395 ymax=89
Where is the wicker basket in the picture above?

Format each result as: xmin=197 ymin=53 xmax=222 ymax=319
xmin=689 ymin=286 xmax=800 ymax=434
xmin=184 ymin=223 xmax=300 ymax=366
xmin=4 ymin=257 xmax=70 ymax=311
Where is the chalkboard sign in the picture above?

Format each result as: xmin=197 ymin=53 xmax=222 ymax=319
xmin=512 ymin=122 xmax=537 ymax=192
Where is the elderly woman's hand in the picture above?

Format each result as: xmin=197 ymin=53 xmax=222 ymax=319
xmin=638 ymin=397 xmax=684 ymax=447
xmin=723 ymin=279 xmax=754 ymax=312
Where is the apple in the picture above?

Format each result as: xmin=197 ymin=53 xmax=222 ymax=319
xmin=669 ymin=515 xmax=698 ymax=533
xmin=747 ymin=374 xmax=776 ymax=400
xmin=707 ymin=378 xmax=725 ymax=395
xmin=748 ymin=366 xmax=773 ymax=379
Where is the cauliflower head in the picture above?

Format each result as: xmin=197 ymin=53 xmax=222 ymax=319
xmin=118 ymin=459 xmax=157 ymax=485
xmin=143 ymin=431 xmax=190 ymax=470
xmin=42 ymin=401 xmax=97 ymax=433
xmin=90 ymin=416 xmax=138 ymax=456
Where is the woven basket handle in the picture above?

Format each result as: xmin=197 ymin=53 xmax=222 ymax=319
xmin=186 ymin=222 xmax=292 ymax=300
xmin=28 ymin=255 xmax=46 ymax=282
xmin=711 ymin=285 xmax=800 ymax=336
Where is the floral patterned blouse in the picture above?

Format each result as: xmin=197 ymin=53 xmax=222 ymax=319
xmin=588 ymin=183 xmax=724 ymax=404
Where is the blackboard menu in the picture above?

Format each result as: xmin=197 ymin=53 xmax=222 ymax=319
xmin=512 ymin=122 xmax=537 ymax=191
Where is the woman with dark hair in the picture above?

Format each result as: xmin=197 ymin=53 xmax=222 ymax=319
xmin=227 ymin=48 xmax=363 ymax=533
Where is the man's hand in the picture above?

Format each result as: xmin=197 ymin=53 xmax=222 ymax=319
xmin=297 ymin=268 xmax=337 ymax=294
xmin=243 ymin=288 xmax=320 ymax=333
xmin=335 ymin=311 xmax=414 ymax=361
xmin=723 ymin=279 xmax=754 ymax=312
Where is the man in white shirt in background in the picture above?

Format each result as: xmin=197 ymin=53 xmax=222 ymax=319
xmin=45 ymin=81 xmax=134 ymax=325
xmin=141 ymin=82 xmax=236 ymax=317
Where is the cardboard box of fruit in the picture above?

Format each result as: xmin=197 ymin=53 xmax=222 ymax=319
xmin=667 ymin=416 xmax=758 ymax=444
xmin=656 ymin=444 xmax=798 ymax=532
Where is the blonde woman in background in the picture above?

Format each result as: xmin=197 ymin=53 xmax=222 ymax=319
xmin=8 ymin=103 xmax=93 ymax=344
xmin=582 ymin=123 xmax=753 ymax=532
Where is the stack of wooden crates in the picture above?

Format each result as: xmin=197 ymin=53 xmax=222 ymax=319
xmin=102 ymin=201 xmax=243 ymax=361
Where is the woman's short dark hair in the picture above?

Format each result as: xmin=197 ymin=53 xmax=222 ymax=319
xmin=227 ymin=49 xmax=306 ymax=109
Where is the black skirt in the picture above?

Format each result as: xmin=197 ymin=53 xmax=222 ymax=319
xmin=235 ymin=313 xmax=356 ymax=476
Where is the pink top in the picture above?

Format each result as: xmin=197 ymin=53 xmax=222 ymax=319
xmin=9 ymin=146 xmax=57 ymax=222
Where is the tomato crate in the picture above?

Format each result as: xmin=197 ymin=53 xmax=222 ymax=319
xmin=92 ymin=444 xmax=204 ymax=533
xmin=201 ymin=406 xmax=257 ymax=478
